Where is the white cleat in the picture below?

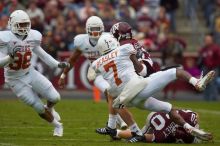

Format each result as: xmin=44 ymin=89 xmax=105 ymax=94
xmin=195 ymin=70 xmax=215 ymax=91
xmin=190 ymin=128 xmax=213 ymax=141
xmin=51 ymin=108 xmax=61 ymax=121
xmin=53 ymin=124 xmax=63 ymax=137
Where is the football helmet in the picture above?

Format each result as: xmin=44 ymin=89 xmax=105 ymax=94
xmin=86 ymin=16 xmax=104 ymax=39
xmin=8 ymin=10 xmax=31 ymax=36
xmin=110 ymin=22 xmax=132 ymax=41
xmin=97 ymin=34 xmax=119 ymax=55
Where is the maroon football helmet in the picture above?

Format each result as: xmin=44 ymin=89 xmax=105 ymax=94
xmin=110 ymin=22 xmax=132 ymax=41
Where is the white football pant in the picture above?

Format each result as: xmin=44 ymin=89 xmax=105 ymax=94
xmin=6 ymin=68 xmax=60 ymax=114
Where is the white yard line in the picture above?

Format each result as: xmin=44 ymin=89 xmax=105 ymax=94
xmin=0 ymin=126 xmax=92 ymax=129
xmin=0 ymin=143 xmax=19 ymax=146
xmin=195 ymin=109 xmax=220 ymax=115
xmin=0 ymin=138 xmax=109 ymax=142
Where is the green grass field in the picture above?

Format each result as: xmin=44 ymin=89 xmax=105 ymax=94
xmin=0 ymin=99 xmax=220 ymax=146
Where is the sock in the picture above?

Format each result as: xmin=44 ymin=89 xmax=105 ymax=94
xmin=189 ymin=77 xmax=198 ymax=86
xmin=116 ymin=114 xmax=126 ymax=126
xmin=51 ymin=119 xmax=62 ymax=127
xmin=116 ymin=129 xmax=122 ymax=138
xmin=129 ymin=123 xmax=143 ymax=136
xmin=107 ymin=114 xmax=117 ymax=129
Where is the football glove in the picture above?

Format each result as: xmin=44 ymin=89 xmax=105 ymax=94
xmin=58 ymin=62 xmax=70 ymax=68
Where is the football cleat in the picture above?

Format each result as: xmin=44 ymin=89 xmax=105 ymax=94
xmin=96 ymin=127 xmax=115 ymax=135
xmin=195 ymin=70 xmax=215 ymax=91
xmin=53 ymin=124 xmax=63 ymax=137
xmin=190 ymin=128 xmax=213 ymax=141
xmin=127 ymin=132 xmax=146 ymax=143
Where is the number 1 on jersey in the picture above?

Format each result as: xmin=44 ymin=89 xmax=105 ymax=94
xmin=104 ymin=60 xmax=122 ymax=86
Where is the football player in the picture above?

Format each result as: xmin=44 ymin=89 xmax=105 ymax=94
xmin=96 ymin=22 xmax=156 ymax=137
xmin=0 ymin=10 xmax=70 ymax=137
xmin=109 ymin=109 xmax=206 ymax=143
xmin=58 ymin=16 xmax=127 ymax=129
xmin=91 ymin=34 xmax=214 ymax=142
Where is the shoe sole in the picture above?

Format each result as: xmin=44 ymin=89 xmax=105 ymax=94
xmin=196 ymin=71 xmax=215 ymax=91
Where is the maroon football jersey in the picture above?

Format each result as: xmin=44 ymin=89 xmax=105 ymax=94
xmin=120 ymin=39 xmax=156 ymax=76
xmin=148 ymin=110 xmax=198 ymax=143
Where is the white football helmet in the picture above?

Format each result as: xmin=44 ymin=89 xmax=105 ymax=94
xmin=97 ymin=34 xmax=119 ymax=55
xmin=8 ymin=10 xmax=31 ymax=36
xmin=86 ymin=16 xmax=104 ymax=39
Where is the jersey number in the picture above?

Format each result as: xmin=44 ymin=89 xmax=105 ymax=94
xmin=151 ymin=115 xmax=166 ymax=130
xmin=104 ymin=60 xmax=122 ymax=86
xmin=9 ymin=52 xmax=32 ymax=70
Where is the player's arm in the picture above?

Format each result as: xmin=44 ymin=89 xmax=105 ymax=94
xmin=0 ymin=53 xmax=13 ymax=67
xmin=33 ymin=46 xmax=69 ymax=68
xmin=130 ymin=54 xmax=147 ymax=77
xmin=60 ymin=49 xmax=82 ymax=78
xmin=58 ymin=49 xmax=82 ymax=88
xmin=0 ymin=38 xmax=14 ymax=67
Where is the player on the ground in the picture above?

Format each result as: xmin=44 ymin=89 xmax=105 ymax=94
xmin=91 ymin=34 xmax=214 ymax=142
xmin=109 ymin=109 xmax=204 ymax=143
xmin=0 ymin=10 xmax=70 ymax=137
xmin=58 ymin=16 xmax=127 ymax=129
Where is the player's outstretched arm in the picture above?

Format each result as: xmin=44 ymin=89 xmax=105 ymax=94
xmin=58 ymin=49 xmax=82 ymax=88
xmin=0 ymin=54 xmax=13 ymax=67
xmin=33 ymin=46 xmax=69 ymax=68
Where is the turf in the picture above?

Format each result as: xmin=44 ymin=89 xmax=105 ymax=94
xmin=0 ymin=99 xmax=219 ymax=146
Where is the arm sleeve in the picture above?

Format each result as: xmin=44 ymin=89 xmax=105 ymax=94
xmin=0 ymin=53 xmax=12 ymax=67
xmin=124 ymin=44 xmax=137 ymax=55
xmin=0 ymin=41 xmax=11 ymax=67
xmin=33 ymin=46 xmax=59 ymax=68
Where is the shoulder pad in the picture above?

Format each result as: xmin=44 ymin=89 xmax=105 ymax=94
xmin=29 ymin=29 xmax=42 ymax=41
xmin=27 ymin=29 xmax=42 ymax=46
xmin=73 ymin=34 xmax=88 ymax=48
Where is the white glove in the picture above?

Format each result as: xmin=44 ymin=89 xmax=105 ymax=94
xmin=87 ymin=66 xmax=97 ymax=81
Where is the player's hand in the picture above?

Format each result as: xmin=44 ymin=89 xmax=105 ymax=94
xmin=58 ymin=77 xmax=65 ymax=88
xmin=87 ymin=66 xmax=96 ymax=81
xmin=58 ymin=62 xmax=70 ymax=68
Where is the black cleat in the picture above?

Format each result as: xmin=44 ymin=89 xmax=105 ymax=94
xmin=127 ymin=132 xmax=146 ymax=143
xmin=96 ymin=127 xmax=116 ymax=135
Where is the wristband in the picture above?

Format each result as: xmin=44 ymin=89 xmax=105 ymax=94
xmin=60 ymin=73 xmax=66 ymax=79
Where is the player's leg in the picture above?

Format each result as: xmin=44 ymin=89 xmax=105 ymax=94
xmin=7 ymin=79 xmax=62 ymax=136
xmin=96 ymin=92 xmax=144 ymax=141
xmin=176 ymin=68 xmax=215 ymax=91
xmin=94 ymin=75 xmax=127 ymax=132
xmin=31 ymin=70 xmax=61 ymax=121
xmin=30 ymin=70 xmax=63 ymax=136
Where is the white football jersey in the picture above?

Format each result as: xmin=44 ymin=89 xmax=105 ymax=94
xmin=73 ymin=33 xmax=108 ymax=62
xmin=92 ymin=44 xmax=139 ymax=97
xmin=0 ymin=29 xmax=42 ymax=79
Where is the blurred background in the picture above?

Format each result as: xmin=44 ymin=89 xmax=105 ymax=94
xmin=0 ymin=0 xmax=220 ymax=101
